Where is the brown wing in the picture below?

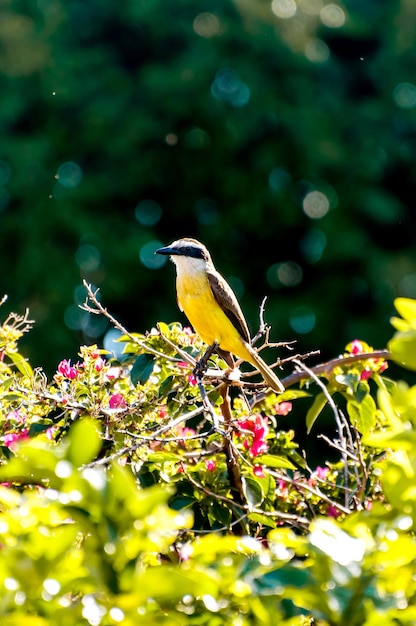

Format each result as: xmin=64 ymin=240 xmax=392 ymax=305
xmin=207 ymin=269 xmax=251 ymax=343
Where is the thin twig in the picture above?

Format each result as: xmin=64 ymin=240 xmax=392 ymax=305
xmin=80 ymin=281 xmax=178 ymax=362
xmin=283 ymin=350 xmax=390 ymax=387
xmin=83 ymin=405 xmax=206 ymax=467
xmin=183 ymin=469 xmax=310 ymax=529
xmin=292 ymin=358 xmax=350 ymax=508
xmin=157 ymin=323 xmax=196 ymax=366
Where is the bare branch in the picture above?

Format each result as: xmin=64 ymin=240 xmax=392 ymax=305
xmin=80 ymin=280 xmax=179 ymax=362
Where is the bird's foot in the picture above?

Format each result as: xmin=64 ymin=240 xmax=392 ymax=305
xmin=193 ymin=342 xmax=218 ymax=380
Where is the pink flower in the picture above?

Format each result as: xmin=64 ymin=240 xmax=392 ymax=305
xmin=177 ymin=361 xmax=197 ymax=386
xmin=253 ymin=465 xmax=265 ymax=477
xmin=6 ymin=410 xmax=24 ymax=424
xmin=4 ymin=429 xmax=29 ymax=448
xmin=275 ymin=401 xmax=292 ymax=416
xmin=360 ymin=369 xmax=372 ymax=381
xmin=103 ymin=366 xmax=122 ymax=381
xmin=45 ymin=427 xmax=56 ymax=441
xmin=187 ymin=373 xmax=197 ymax=386
xmin=250 ymin=438 xmax=268 ymax=457
xmin=237 ymin=414 xmax=269 ymax=457
xmin=327 ymin=504 xmax=342 ymax=518
xmin=109 ymin=393 xmax=127 ymax=409
xmin=94 ymin=356 xmax=105 ymax=372
xmin=158 ymin=406 xmax=168 ymax=419
xmin=205 ymin=459 xmax=216 ymax=472
xmin=315 ymin=466 xmax=329 ymax=480
xmin=174 ymin=426 xmax=196 ymax=442
xmin=181 ymin=327 xmax=195 ymax=346
xmin=277 ymin=479 xmax=288 ymax=498
xmin=57 ymin=359 xmax=78 ymax=380
xmin=350 ymin=340 xmax=364 ymax=355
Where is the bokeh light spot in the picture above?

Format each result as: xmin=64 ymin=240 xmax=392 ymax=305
xmin=393 ymin=82 xmax=416 ymax=109
xmin=303 ymin=190 xmax=330 ymax=219
xmin=165 ymin=133 xmax=178 ymax=146
xmin=305 ymin=39 xmax=330 ymax=63
xmin=109 ymin=608 xmax=125 ymax=623
xmin=195 ymin=198 xmax=219 ymax=225
xmin=300 ymin=228 xmax=327 ymax=263
xmin=320 ymin=4 xmax=345 ymax=28
xmin=139 ymin=240 xmax=166 ymax=269
xmin=75 ymin=244 xmax=101 ymax=272
xmin=399 ymin=274 xmax=416 ymax=299
xmin=4 ymin=578 xmax=19 ymax=591
xmin=193 ymin=13 xmax=220 ymax=38
xmin=135 ymin=199 xmax=162 ymax=226
xmin=267 ymin=262 xmax=303 ymax=288
xmin=103 ymin=328 xmax=126 ymax=359
xmin=289 ymin=306 xmax=316 ymax=334
xmin=211 ymin=68 xmax=250 ymax=107
xmin=269 ymin=167 xmax=292 ymax=193
xmin=74 ymin=284 xmax=88 ymax=305
xmin=81 ymin=312 xmax=108 ymax=338
xmin=64 ymin=305 xmax=86 ymax=331
xmin=56 ymin=161 xmax=83 ymax=188
xmin=185 ymin=127 xmax=211 ymax=149
xmin=271 ymin=0 xmax=297 ymax=19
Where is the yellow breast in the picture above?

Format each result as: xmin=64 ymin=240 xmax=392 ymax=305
xmin=176 ymin=271 xmax=251 ymax=361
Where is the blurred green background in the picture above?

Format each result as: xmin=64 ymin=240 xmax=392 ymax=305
xmin=1 ymin=0 xmax=415 ymax=374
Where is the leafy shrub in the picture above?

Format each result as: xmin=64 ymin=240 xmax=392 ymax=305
xmin=0 ymin=292 xmax=416 ymax=624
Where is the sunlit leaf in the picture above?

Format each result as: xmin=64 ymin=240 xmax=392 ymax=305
xmin=7 ymin=351 xmax=33 ymax=378
xmin=389 ymin=331 xmax=416 ymax=371
xmin=393 ymin=298 xmax=416 ymax=327
xmin=242 ymin=476 xmax=264 ymax=510
xmin=306 ymin=392 xmax=327 ymax=434
xmin=256 ymin=454 xmax=296 ymax=470
xmin=67 ymin=418 xmax=102 ymax=467
xmin=347 ymin=394 xmax=376 ymax=436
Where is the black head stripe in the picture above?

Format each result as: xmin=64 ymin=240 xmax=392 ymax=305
xmin=179 ymin=245 xmax=208 ymax=260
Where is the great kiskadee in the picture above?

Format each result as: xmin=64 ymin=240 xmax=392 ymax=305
xmin=156 ymin=238 xmax=284 ymax=393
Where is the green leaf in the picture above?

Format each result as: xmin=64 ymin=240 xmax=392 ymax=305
xmin=159 ymin=375 xmax=175 ymax=396
xmin=7 ymin=351 xmax=33 ymax=378
xmin=364 ymin=429 xmax=416 ymax=451
xmin=67 ymin=418 xmax=102 ymax=467
xmin=210 ymin=500 xmax=232 ymax=527
xmin=389 ymin=331 xmax=416 ymax=371
xmin=131 ymin=353 xmax=155 ymax=385
xmin=394 ymin=297 xmax=416 ymax=327
xmin=347 ymin=393 xmax=376 ymax=436
xmin=242 ymin=476 xmax=264 ymax=510
xmin=248 ymin=512 xmax=276 ymax=528
xmin=306 ymin=392 xmax=327 ymax=434
xmin=256 ymin=454 xmax=296 ymax=470
xmin=157 ymin=321 xmax=170 ymax=336
xmin=147 ymin=452 xmax=181 ymax=463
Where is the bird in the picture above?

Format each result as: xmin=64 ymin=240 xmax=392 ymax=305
xmin=156 ymin=238 xmax=284 ymax=393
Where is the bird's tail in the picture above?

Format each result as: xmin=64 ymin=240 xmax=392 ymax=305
xmin=245 ymin=343 xmax=285 ymax=394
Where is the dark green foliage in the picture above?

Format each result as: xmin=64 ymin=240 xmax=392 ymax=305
xmin=1 ymin=0 xmax=415 ymax=373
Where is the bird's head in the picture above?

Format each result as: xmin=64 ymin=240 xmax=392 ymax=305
xmin=156 ymin=238 xmax=212 ymax=271
xmin=156 ymin=238 xmax=210 ymax=260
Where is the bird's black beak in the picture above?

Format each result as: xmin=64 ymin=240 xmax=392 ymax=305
xmin=155 ymin=245 xmax=176 ymax=256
